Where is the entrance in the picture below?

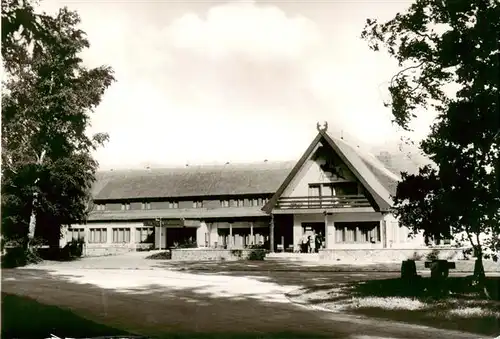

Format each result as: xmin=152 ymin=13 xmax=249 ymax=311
xmin=166 ymin=227 xmax=197 ymax=248
xmin=300 ymin=222 xmax=325 ymax=253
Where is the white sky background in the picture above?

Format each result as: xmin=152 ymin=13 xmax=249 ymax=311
xmin=40 ymin=0 xmax=437 ymax=170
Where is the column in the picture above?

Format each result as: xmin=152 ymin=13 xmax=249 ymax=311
xmin=270 ymin=214 xmax=275 ymax=253
xmin=325 ymin=215 xmax=336 ymax=250
xmin=210 ymin=223 xmax=218 ymax=247
xmin=293 ymin=218 xmax=302 ymax=252
xmin=196 ymin=221 xmax=209 ymax=247
xmin=250 ymin=222 xmax=254 ymax=245
xmin=324 ymin=213 xmax=328 ymax=249
xmin=381 ymin=219 xmax=387 ymax=248
xmin=229 ymin=222 xmax=233 ymax=249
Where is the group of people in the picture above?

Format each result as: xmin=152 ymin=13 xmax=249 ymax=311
xmin=299 ymin=231 xmax=324 ymax=253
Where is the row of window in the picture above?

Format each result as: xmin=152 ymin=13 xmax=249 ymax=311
xmin=94 ymin=198 xmax=270 ymax=211
xmin=308 ymin=182 xmax=360 ymax=197
xmin=70 ymin=227 xmax=154 ymax=244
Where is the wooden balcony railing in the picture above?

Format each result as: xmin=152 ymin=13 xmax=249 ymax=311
xmin=276 ymin=195 xmax=372 ymax=209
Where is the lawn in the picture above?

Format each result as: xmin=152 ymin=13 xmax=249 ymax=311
xmin=1 ymin=292 xmax=330 ymax=339
xmin=1 ymin=293 xmax=130 ymax=339
xmin=288 ymin=275 xmax=500 ymax=336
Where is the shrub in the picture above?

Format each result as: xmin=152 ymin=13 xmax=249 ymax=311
xmin=230 ymin=249 xmax=243 ymax=258
xmin=426 ymin=249 xmax=440 ymax=261
xmin=248 ymin=249 xmax=267 ymax=261
xmin=1 ymin=247 xmax=28 ymax=268
xmin=146 ymin=251 xmax=171 ymax=260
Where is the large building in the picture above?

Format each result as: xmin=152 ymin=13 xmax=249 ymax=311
xmin=65 ymin=124 xmax=433 ymax=258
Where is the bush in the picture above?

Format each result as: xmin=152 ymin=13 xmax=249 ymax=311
xmin=146 ymin=251 xmax=171 ymax=260
xmin=230 ymin=249 xmax=243 ymax=258
xmin=1 ymin=247 xmax=28 ymax=268
xmin=248 ymin=249 xmax=267 ymax=261
xmin=426 ymin=249 xmax=440 ymax=261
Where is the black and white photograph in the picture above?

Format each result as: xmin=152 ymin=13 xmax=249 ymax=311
xmin=1 ymin=0 xmax=499 ymax=338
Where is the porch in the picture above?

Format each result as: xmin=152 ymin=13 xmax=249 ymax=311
xmin=271 ymin=212 xmax=387 ymax=253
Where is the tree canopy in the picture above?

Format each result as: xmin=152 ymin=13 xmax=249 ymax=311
xmin=362 ymin=0 xmax=499 ymax=270
xmin=1 ymin=0 xmax=114 ymax=249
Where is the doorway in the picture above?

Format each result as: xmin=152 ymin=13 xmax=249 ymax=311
xmin=301 ymin=222 xmax=325 ymax=253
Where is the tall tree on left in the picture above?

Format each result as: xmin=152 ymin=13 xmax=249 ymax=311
xmin=1 ymin=0 xmax=115 ymax=258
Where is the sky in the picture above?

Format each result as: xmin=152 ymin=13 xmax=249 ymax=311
xmin=40 ymin=0 xmax=437 ymax=170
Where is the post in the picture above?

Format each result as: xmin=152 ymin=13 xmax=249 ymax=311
xmin=159 ymin=218 xmax=162 ymax=251
xmin=270 ymin=214 xmax=275 ymax=253
xmin=324 ymin=212 xmax=328 ymax=249
xmin=250 ymin=221 xmax=254 ymax=245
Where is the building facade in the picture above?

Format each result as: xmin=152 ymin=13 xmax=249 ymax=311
xmin=64 ymin=124 xmax=434 ymax=258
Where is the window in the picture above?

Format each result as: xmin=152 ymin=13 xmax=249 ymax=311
xmin=95 ymin=204 xmax=106 ymax=211
xmin=234 ymin=199 xmax=244 ymax=207
xmin=135 ymin=227 xmax=154 ymax=243
xmin=169 ymin=201 xmax=178 ymax=209
xmin=112 ymin=228 xmax=131 ymax=243
xmin=220 ymin=200 xmax=230 ymax=208
xmin=89 ymin=228 xmax=107 ymax=243
xmin=332 ymin=182 xmax=359 ymax=196
xmin=193 ymin=201 xmax=203 ymax=208
xmin=335 ymin=222 xmax=380 ymax=243
xmin=121 ymin=203 xmax=130 ymax=211
xmin=69 ymin=228 xmax=85 ymax=241
xmin=250 ymin=198 xmax=259 ymax=207
xmin=141 ymin=202 xmax=151 ymax=210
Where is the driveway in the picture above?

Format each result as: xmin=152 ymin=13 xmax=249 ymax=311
xmin=2 ymin=266 xmax=488 ymax=339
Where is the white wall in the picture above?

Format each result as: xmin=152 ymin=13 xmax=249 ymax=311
xmin=282 ymin=149 xmax=357 ymax=198
xmin=382 ymin=214 xmax=426 ymax=249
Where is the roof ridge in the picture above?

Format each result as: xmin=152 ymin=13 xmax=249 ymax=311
xmin=96 ymin=160 xmax=297 ymax=175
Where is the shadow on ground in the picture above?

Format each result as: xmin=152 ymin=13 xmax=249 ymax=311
xmin=3 ymin=268 xmax=460 ymax=339
xmin=293 ymin=276 xmax=500 ymax=336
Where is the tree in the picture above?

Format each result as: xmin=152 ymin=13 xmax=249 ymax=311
xmin=361 ymin=0 xmax=500 ymax=284
xmin=1 ymin=0 xmax=114 ymax=256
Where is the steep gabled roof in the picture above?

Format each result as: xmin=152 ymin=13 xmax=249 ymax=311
xmin=92 ymin=161 xmax=296 ymax=200
xmin=263 ymin=129 xmax=400 ymax=213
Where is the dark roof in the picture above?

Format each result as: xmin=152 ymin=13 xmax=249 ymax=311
xmin=92 ymin=161 xmax=296 ymax=200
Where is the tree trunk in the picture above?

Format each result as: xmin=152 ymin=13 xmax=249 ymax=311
xmin=473 ymin=251 xmax=491 ymax=299
xmin=474 ymin=256 xmax=486 ymax=280
xmin=26 ymin=150 xmax=46 ymax=254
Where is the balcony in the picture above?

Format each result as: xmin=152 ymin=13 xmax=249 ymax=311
xmin=276 ymin=195 xmax=372 ymax=210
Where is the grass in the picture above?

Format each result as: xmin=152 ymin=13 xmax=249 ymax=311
xmin=290 ymin=276 xmax=500 ymax=336
xmin=1 ymin=293 xmax=130 ymax=339
xmin=2 ymin=293 xmax=331 ymax=339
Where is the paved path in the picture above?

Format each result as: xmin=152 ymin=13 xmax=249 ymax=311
xmin=3 ymin=268 xmax=489 ymax=339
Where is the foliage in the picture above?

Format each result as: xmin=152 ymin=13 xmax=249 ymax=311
xmin=172 ymin=238 xmax=198 ymax=249
xmin=1 ymin=0 xmax=114 ymax=252
xmin=362 ymin=0 xmax=500 ymax=277
xmin=425 ymin=249 xmax=440 ymax=261
xmin=248 ymin=249 xmax=267 ymax=261
xmin=230 ymin=249 xmax=243 ymax=258
xmin=146 ymin=251 xmax=172 ymax=260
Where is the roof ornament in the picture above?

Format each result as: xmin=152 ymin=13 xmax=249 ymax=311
xmin=316 ymin=121 xmax=328 ymax=132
